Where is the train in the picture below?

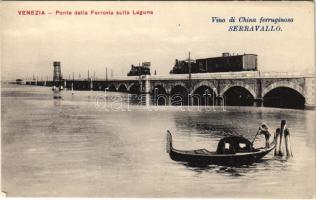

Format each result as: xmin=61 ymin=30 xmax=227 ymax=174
xmin=169 ymin=53 xmax=258 ymax=74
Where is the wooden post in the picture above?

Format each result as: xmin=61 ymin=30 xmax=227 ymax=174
xmin=274 ymin=120 xmax=292 ymax=157
xmin=274 ymin=121 xmax=284 ymax=156
xmin=285 ymin=126 xmax=293 ymax=157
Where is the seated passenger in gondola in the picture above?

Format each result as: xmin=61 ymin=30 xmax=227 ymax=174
xmin=216 ymin=136 xmax=253 ymax=154
xmin=223 ymin=142 xmax=235 ymax=154
xmin=258 ymin=123 xmax=271 ymax=148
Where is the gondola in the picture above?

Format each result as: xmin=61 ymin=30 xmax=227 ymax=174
xmin=166 ymin=130 xmax=276 ymax=166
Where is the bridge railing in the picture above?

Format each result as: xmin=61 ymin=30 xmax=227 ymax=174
xmin=94 ymin=76 xmax=140 ymax=81
xmin=29 ymin=71 xmax=314 ymax=83
xmin=66 ymin=76 xmax=140 ymax=82
xmin=148 ymin=71 xmax=314 ymax=80
xmin=258 ymin=71 xmax=314 ymax=78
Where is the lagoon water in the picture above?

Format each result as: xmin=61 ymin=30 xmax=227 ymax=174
xmin=1 ymin=84 xmax=315 ymax=197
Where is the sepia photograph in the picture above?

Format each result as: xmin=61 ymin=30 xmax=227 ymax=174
xmin=1 ymin=1 xmax=315 ymax=198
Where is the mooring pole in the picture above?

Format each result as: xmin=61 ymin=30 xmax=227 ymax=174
xmin=274 ymin=120 xmax=292 ymax=157
xmin=284 ymin=120 xmax=293 ymax=157
xmin=278 ymin=120 xmax=286 ymax=156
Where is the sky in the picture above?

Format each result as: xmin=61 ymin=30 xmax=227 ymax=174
xmin=1 ymin=1 xmax=315 ymax=80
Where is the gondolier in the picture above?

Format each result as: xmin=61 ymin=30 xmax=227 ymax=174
xmin=257 ymin=123 xmax=271 ymax=148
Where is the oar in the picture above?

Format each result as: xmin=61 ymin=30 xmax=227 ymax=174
xmin=251 ymin=129 xmax=260 ymax=144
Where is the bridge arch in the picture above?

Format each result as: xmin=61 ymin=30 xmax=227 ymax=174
xmin=152 ymin=84 xmax=168 ymax=105
xmin=222 ymin=86 xmax=255 ymax=106
xmin=152 ymin=84 xmax=167 ymax=94
xmin=170 ymin=84 xmax=189 ymax=105
xmin=220 ymin=83 xmax=256 ymax=98
xmin=108 ymin=84 xmax=117 ymax=91
xmin=96 ymin=83 xmax=103 ymax=91
xmin=118 ymin=83 xmax=128 ymax=92
xmin=192 ymin=81 xmax=218 ymax=95
xmin=152 ymin=81 xmax=169 ymax=93
xmin=171 ymin=81 xmax=187 ymax=90
xmin=100 ymin=84 xmax=107 ymax=91
xmin=170 ymin=84 xmax=189 ymax=94
xmin=127 ymin=83 xmax=135 ymax=92
xmin=262 ymin=81 xmax=305 ymax=97
xmin=262 ymin=81 xmax=305 ymax=109
xmin=128 ymin=83 xmax=140 ymax=94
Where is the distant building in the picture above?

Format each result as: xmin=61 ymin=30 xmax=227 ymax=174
xmin=170 ymin=53 xmax=258 ymax=74
xmin=127 ymin=62 xmax=151 ymax=76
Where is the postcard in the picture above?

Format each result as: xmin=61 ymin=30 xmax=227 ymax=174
xmin=1 ymin=1 xmax=315 ymax=198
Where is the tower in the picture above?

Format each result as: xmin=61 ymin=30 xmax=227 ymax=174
xmin=53 ymin=61 xmax=62 ymax=86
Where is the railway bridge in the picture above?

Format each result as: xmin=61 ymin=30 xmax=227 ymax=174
xmin=27 ymin=71 xmax=315 ymax=109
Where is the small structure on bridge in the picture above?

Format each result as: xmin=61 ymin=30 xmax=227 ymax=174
xmin=127 ymin=62 xmax=151 ymax=76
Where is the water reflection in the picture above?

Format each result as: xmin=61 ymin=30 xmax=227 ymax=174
xmin=182 ymin=156 xmax=290 ymax=177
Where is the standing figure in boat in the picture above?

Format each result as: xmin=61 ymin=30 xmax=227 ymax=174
xmin=274 ymin=120 xmax=293 ymax=157
xmin=258 ymin=123 xmax=271 ymax=148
